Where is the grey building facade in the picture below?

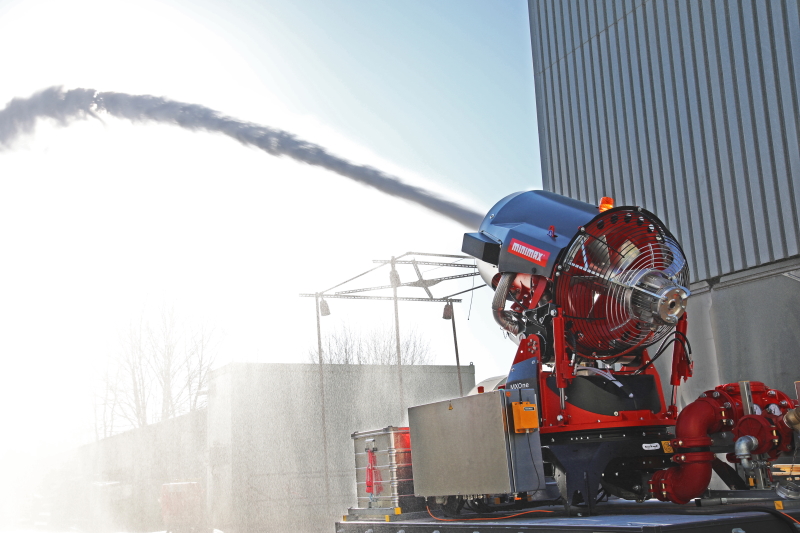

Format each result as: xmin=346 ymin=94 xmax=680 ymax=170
xmin=529 ymin=0 xmax=800 ymax=283
xmin=528 ymin=0 xmax=800 ymax=401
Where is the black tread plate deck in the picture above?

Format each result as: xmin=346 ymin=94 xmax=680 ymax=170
xmin=335 ymin=501 xmax=800 ymax=533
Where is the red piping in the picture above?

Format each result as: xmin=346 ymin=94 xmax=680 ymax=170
xmin=649 ymin=399 xmax=720 ymax=504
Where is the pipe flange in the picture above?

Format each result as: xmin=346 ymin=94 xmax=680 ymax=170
xmin=671 ymin=436 xmax=712 ymax=448
xmin=733 ymin=415 xmax=774 ymax=455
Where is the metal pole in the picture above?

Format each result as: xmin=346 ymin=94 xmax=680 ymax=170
xmin=316 ymin=294 xmax=324 ymax=364
xmin=450 ymin=303 xmax=464 ymax=397
xmin=315 ymin=294 xmax=331 ymax=506
xmin=391 ymin=259 xmax=405 ymax=423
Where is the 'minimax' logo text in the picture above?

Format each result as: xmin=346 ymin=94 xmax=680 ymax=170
xmin=508 ymin=239 xmax=550 ymax=267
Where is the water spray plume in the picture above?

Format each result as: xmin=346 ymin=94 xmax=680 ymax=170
xmin=0 ymin=87 xmax=484 ymax=228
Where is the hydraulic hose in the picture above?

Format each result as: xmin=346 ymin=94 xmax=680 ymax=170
xmin=492 ymin=272 xmax=523 ymax=335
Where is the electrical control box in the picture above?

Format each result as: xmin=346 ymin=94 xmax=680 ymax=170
xmin=511 ymin=401 xmax=539 ymax=433
xmin=408 ymin=389 xmax=545 ymax=497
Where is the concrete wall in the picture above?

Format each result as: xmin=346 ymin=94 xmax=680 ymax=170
xmin=652 ymin=260 xmax=800 ymax=405
xmin=56 ymin=409 xmax=207 ymax=531
xmin=208 ymin=362 xmax=474 ymax=533
xmin=50 ymin=362 xmax=472 ymax=532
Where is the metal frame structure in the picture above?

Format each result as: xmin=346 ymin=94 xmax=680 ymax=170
xmin=300 ymin=252 xmax=485 ymax=409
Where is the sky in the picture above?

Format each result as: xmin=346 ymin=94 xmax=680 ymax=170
xmin=0 ymin=0 xmax=541 ymax=458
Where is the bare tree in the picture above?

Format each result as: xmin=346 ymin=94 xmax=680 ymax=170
xmin=309 ymin=326 xmax=430 ymax=365
xmin=399 ymin=330 xmax=430 ymax=365
xmin=93 ymin=361 xmax=121 ymax=440
xmin=115 ymin=321 xmax=153 ymax=429
xmin=317 ymin=325 xmax=363 ymax=364
xmin=147 ymin=311 xmax=180 ymax=421
xmin=94 ymin=312 xmax=217 ymax=437
xmin=183 ymin=325 xmax=215 ymax=411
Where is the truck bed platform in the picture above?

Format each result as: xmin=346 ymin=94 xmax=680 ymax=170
xmin=336 ymin=500 xmax=800 ymax=533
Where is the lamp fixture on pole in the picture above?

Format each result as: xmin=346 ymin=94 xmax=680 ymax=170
xmin=442 ymin=301 xmax=463 ymax=397
xmin=319 ymin=297 xmax=331 ymax=317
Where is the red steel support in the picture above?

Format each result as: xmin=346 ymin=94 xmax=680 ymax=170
xmin=512 ymin=335 xmax=541 ymax=366
xmin=552 ymin=308 xmax=570 ymax=389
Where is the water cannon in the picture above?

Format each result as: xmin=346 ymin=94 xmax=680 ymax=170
xmin=395 ymin=191 xmax=799 ymax=517
xmin=400 ymin=189 xmax=800 ymax=510
xmin=462 ymin=190 xmax=690 ymax=358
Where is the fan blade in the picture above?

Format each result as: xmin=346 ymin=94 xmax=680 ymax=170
xmin=610 ymin=239 xmax=640 ymax=274
xmin=569 ymin=276 xmax=611 ymax=300
xmin=585 ymin=235 xmax=611 ymax=269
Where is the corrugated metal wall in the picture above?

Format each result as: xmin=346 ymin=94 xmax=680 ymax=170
xmin=528 ymin=0 xmax=800 ymax=282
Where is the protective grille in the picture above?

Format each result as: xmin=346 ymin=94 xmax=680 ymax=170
xmin=553 ymin=208 xmax=689 ymax=357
